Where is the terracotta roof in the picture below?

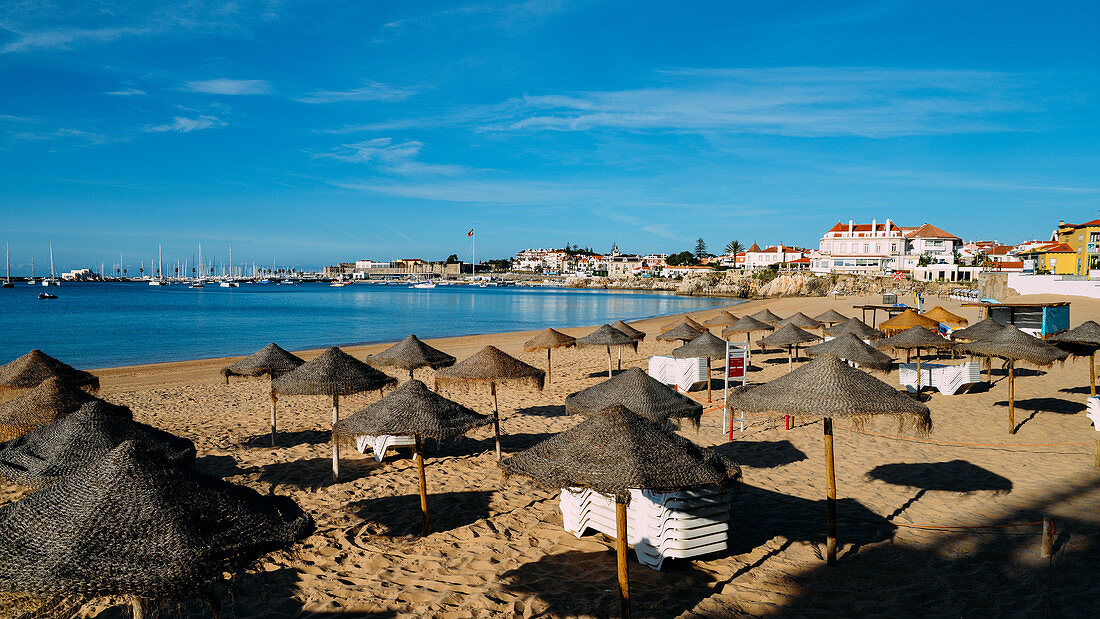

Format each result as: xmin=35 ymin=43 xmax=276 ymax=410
xmin=903 ymin=223 xmax=960 ymax=240
xmin=1059 ymin=219 xmax=1100 ymax=230
xmin=827 ymin=221 xmax=901 ymax=234
xmin=788 ymin=257 xmax=811 ymax=263
xmin=747 ymin=242 xmax=761 ymax=252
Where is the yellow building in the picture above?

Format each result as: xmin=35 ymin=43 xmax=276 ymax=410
xmin=1017 ymin=242 xmax=1077 ymax=275
xmin=1054 ymin=219 xmax=1100 ymax=276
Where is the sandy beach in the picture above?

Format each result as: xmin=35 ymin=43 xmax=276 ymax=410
xmin=6 ymin=292 xmax=1100 ymax=617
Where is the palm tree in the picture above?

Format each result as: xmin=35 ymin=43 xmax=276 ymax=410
xmin=725 ymin=240 xmax=743 ymax=256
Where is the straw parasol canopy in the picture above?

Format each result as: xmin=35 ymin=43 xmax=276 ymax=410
xmin=805 ymin=333 xmax=894 ymax=372
xmin=655 ymin=322 xmax=704 ymax=343
xmin=758 ymin=323 xmax=820 ymax=372
xmin=702 ymin=311 xmax=738 ymax=328
xmin=776 ymin=312 xmax=823 ymax=330
xmin=0 ymin=400 xmax=195 ymax=489
xmin=814 ymin=309 xmax=849 ymax=326
xmin=950 ymin=317 xmax=1005 ymax=342
xmin=749 ymin=308 xmax=783 ymax=325
xmin=272 ymin=346 xmax=398 ymax=481
xmin=956 ymin=326 xmax=1068 ymax=434
xmin=523 ymin=328 xmax=577 ymax=384
xmin=223 ymin=343 xmax=306 ymax=447
xmin=0 ymin=349 xmax=99 ymax=394
xmin=726 ymin=354 xmax=930 ymax=566
xmin=722 ymin=315 xmax=774 ymax=352
xmin=878 ymin=309 xmax=939 ymax=336
xmin=672 ymin=331 xmax=730 ymax=400
xmin=576 ymin=325 xmax=640 ymax=378
xmin=0 ymin=440 xmax=313 ymax=614
xmin=1049 ymin=321 xmax=1100 ymax=395
xmin=333 ymin=379 xmax=490 ymax=535
xmin=922 ymin=306 xmax=968 ymax=327
xmin=876 ymin=326 xmax=955 ymax=393
xmin=564 ymin=367 xmax=703 ymax=427
xmin=435 ymin=346 xmax=545 ymax=461
xmin=367 ymin=334 xmax=457 ymax=379
xmin=222 ymin=343 xmax=304 ymax=383
xmin=611 ymin=320 xmax=645 ymax=341
xmin=824 ymin=317 xmax=885 ymax=341
xmin=660 ymin=315 xmax=707 ymax=333
xmin=500 ymin=404 xmax=740 ymax=618
xmin=0 ymin=377 xmax=99 ymax=442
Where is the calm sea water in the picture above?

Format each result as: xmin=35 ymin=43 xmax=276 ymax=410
xmin=0 ymin=282 xmax=737 ymax=369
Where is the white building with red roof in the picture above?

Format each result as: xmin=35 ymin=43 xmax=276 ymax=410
xmin=811 ymin=218 xmax=906 ymax=274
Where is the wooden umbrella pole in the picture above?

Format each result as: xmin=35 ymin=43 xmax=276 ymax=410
xmin=706 ymin=357 xmax=712 ymax=401
xmin=823 ymin=417 xmax=838 ymax=566
xmin=607 ymin=347 xmax=613 ymax=378
xmin=269 ymin=389 xmax=278 ymax=447
xmin=916 ymin=349 xmax=922 ymax=393
xmin=1091 ymin=352 xmax=1096 ymax=397
xmin=415 ymin=434 xmax=430 ymax=535
xmin=1008 ymin=362 xmax=1016 ymax=435
xmin=787 ymin=346 xmax=793 ymax=373
xmin=491 ymin=382 xmax=502 ymax=461
xmin=615 ymin=499 xmax=631 ymax=619
xmin=618 ymin=346 xmax=622 ymax=371
xmin=547 ymin=348 xmax=553 ymax=384
xmin=332 ymin=394 xmax=341 ymax=482
xmin=132 ymin=598 xmax=146 ymax=619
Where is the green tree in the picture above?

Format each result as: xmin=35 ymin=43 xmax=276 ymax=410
xmin=445 ymin=254 xmax=460 ymax=263
xmin=694 ymin=238 xmax=708 ymax=258
xmin=724 ymin=240 xmax=743 ymax=256
xmin=666 ymin=251 xmax=699 ymax=266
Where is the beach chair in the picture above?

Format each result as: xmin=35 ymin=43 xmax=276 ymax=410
xmin=647 ymin=356 xmax=708 ymax=392
xmin=1087 ymin=397 xmax=1100 ymax=429
xmin=898 ymin=361 xmax=980 ymax=395
xmin=355 ymin=434 xmax=417 ymax=462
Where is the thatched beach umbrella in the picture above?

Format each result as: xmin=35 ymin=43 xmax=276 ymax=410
xmin=611 ymin=320 xmax=646 ymax=341
xmin=501 ymin=404 xmax=740 ymax=618
xmin=367 ymin=334 xmax=456 ymax=380
xmin=727 ymin=354 xmax=931 ymax=565
xmin=435 ymin=346 xmax=545 ymax=461
xmin=722 ymin=315 xmax=774 ymax=352
xmin=333 ymin=379 xmax=490 ymax=535
xmin=702 ymin=311 xmax=738 ymax=330
xmin=272 ymin=347 xmax=397 ymax=481
xmin=951 ymin=318 xmax=1006 ymax=382
xmin=758 ymin=323 xmax=820 ymax=373
xmin=0 ymin=440 xmax=313 ymax=617
xmin=0 ymin=349 xmax=99 ymax=394
xmin=805 ymin=333 xmax=894 ymax=372
xmin=814 ymin=309 xmax=849 ymax=326
xmin=922 ymin=306 xmax=968 ymax=328
xmin=957 ymin=326 xmax=1068 ymax=434
xmin=776 ymin=312 xmax=823 ymax=331
xmin=523 ymin=328 xmax=576 ymax=384
xmin=877 ymin=326 xmax=955 ymax=393
xmin=879 ymin=309 xmax=939 ymax=336
xmin=577 ymin=324 xmax=640 ymax=378
xmin=655 ymin=322 xmax=704 ymax=344
xmin=0 ymin=376 xmax=98 ymax=442
xmin=672 ymin=331 xmax=729 ymax=400
xmin=564 ymin=367 xmax=703 ymax=426
xmin=825 ymin=317 xmax=885 ymax=341
xmin=223 ymin=343 xmax=305 ymax=446
xmin=660 ymin=315 xmax=707 ymax=333
xmin=749 ymin=308 xmax=783 ymax=325
xmin=0 ymin=400 xmax=195 ymax=489
xmin=1049 ymin=321 xmax=1100 ymax=396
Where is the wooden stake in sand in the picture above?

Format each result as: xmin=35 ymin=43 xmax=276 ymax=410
xmin=616 ymin=499 xmax=631 ymax=619
xmin=1041 ymin=517 xmax=1054 ymax=558
xmin=823 ymin=417 xmax=838 ymax=566
xmin=1008 ymin=362 xmax=1015 ymax=435
xmin=491 ymin=382 xmax=502 ymax=461
xmin=415 ymin=435 xmax=430 ymax=535
xmin=269 ymin=390 xmax=278 ymax=447
xmin=332 ymin=393 xmax=341 ymax=481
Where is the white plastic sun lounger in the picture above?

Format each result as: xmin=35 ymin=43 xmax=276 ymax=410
xmin=647 ymin=356 xmax=708 ymax=392
xmin=899 ymin=361 xmax=980 ymax=395
xmin=355 ymin=434 xmax=416 ymax=462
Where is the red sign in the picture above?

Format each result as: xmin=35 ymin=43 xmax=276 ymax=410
xmin=892 ymin=272 xmax=904 ymax=281
xmin=727 ymin=354 xmax=746 ymax=379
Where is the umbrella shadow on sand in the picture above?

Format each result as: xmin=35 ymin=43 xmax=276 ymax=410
xmin=193 ymin=454 xmax=243 ymax=478
xmin=991 ymin=397 xmax=1084 ymax=433
xmin=427 ymin=431 xmax=557 ymax=458
xmin=513 ymin=404 xmax=567 ymax=418
xmin=240 ymin=429 xmax=331 ymax=448
xmin=866 ymin=460 xmax=1012 ymax=520
xmin=501 ymin=549 xmax=718 ymax=619
xmin=248 ymin=456 xmax=384 ymax=490
xmin=347 ymin=490 xmax=493 ymax=537
xmin=712 ymin=440 xmax=808 ymax=469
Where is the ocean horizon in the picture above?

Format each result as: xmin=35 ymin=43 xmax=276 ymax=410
xmin=0 ymin=282 xmax=737 ymax=369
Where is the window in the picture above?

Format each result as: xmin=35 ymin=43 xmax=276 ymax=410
xmin=863 ymin=244 xmax=869 ymax=253
xmin=841 ymin=243 xmax=848 ymax=252
xmin=1050 ymin=257 xmax=1057 ymax=267
xmin=875 ymin=243 xmax=882 ymax=253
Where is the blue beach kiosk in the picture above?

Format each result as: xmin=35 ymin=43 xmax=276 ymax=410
xmin=962 ymin=302 xmax=1071 ymax=339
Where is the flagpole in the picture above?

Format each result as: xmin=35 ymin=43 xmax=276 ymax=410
xmin=472 ymin=229 xmax=476 ymax=276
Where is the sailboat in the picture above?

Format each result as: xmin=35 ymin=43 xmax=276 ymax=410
xmin=28 ymin=257 xmax=36 ymax=285
xmin=41 ymin=243 xmax=60 ymax=286
xmin=219 ymin=247 xmax=239 ymax=287
xmin=149 ymin=246 xmax=168 ymax=285
xmin=189 ymin=244 xmax=206 ymax=288
xmin=3 ymin=243 xmax=12 ymax=288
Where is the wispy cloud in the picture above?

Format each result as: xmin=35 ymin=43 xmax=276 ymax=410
xmin=184 ymin=79 xmax=271 ymax=95
xmin=314 ymin=138 xmax=466 ymax=175
xmin=143 ymin=115 xmax=225 ymax=133
xmin=103 ymin=88 xmax=146 ymax=96
xmin=295 ymin=81 xmax=416 ymax=104
xmin=1 ymin=26 xmax=151 ymax=54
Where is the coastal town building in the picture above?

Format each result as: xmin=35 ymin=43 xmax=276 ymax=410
xmin=811 ymin=218 xmax=906 ymax=274
xmin=1052 ymin=219 xmax=1100 ymax=276
xmin=1015 ymin=242 xmax=1078 ymax=275
xmin=741 ymin=244 xmax=808 ymax=270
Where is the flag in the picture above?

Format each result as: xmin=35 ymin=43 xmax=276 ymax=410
xmin=467 ymin=229 xmax=474 ymax=237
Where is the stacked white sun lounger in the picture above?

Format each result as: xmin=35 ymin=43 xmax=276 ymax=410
xmin=647 ymin=356 xmax=708 ymax=392
xmin=560 ymin=486 xmax=731 ymax=570
xmin=355 ymin=434 xmax=416 ymax=462
xmin=899 ymin=361 xmax=981 ymax=395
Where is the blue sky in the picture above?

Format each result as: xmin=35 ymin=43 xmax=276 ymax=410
xmin=1 ymin=1 xmax=1098 ymax=273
